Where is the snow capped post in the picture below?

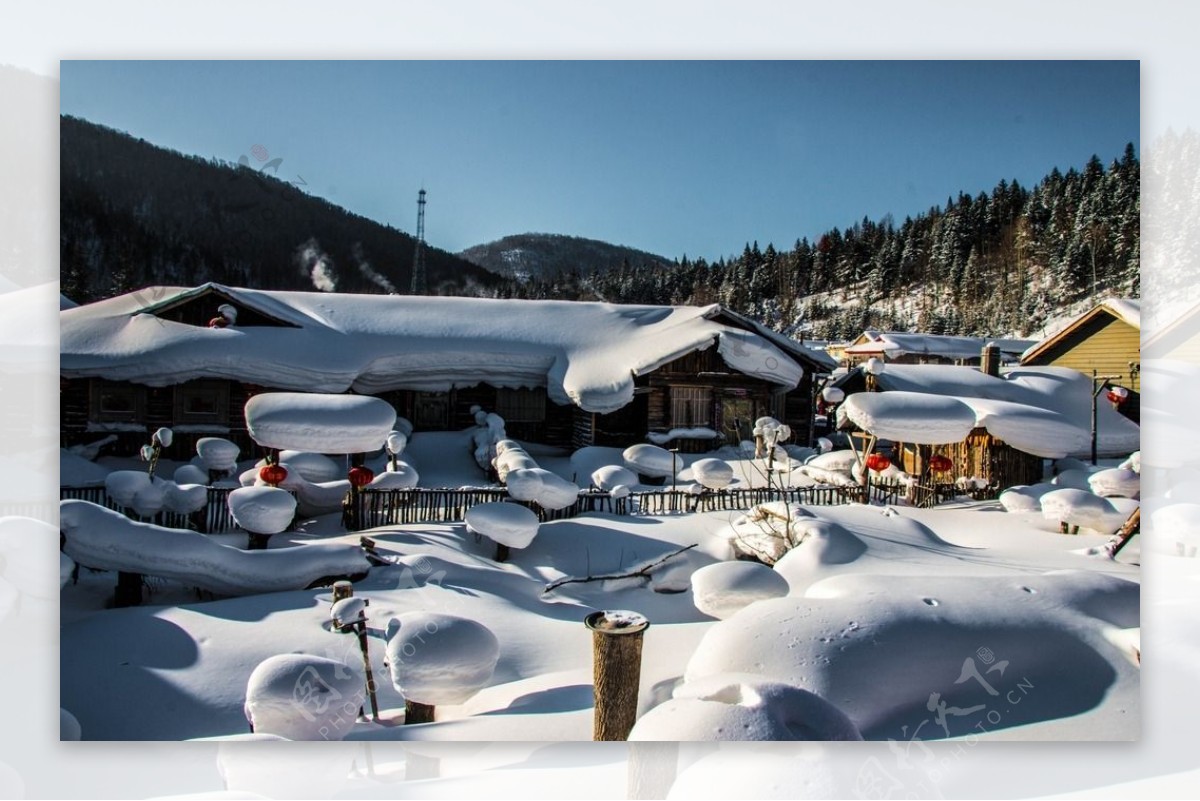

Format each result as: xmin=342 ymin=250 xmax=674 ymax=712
xmin=585 ymin=609 xmax=650 ymax=741
xmin=1090 ymin=370 xmax=1121 ymax=466
xmin=330 ymin=596 xmax=380 ymax=721
xmin=142 ymin=427 xmax=172 ymax=478
xmin=864 ymin=356 xmax=885 ymax=392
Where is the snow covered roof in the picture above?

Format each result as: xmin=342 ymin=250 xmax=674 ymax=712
xmin=60 ymin=283 xmax=813 ymax=415
xmin=836 ymin=364 xmax=1139 ymax=458
xmin=1022 ymin=298 xmax=1141 ymax=363
xmin=844 ymin=330 xmax=1034 ymax=361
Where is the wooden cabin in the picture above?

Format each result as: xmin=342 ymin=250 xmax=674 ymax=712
xmin=1021 ymin=299 xmax=1141 ymax=422
xmin=61 ymin=284 xmax=833 ymax=462
xmin=891 ymin=431 xmax=1044 ymax=489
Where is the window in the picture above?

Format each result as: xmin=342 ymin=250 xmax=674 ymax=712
xmin=174 ymin=380 xmax=230 ymax=423
xmin=671 ymin=386 xmax=713 ymax=428
xmin=496 ymin=387 xmax=547 ymax=423
xmin=89 ymin=382 xmax=145 ymax=422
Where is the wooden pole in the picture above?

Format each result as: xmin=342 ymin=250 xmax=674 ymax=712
xmin=354 ymin=620 xmax=380 ymax=721
xmin=1107 ymin=507 xmax=1141 ymax=558
xmin=586 ymin=610 xmax=649 ymax=741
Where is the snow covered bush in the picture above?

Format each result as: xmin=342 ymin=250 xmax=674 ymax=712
xmin=998 ymin=483 xmax=1056 ymax=513
xmin=465 ymin=501 xmax=540 ymax=561
xmin=691 ymin=458 xmax=734 ymax=490
xmin=173 ymin=464 xmax=209 ymax=486
xmin=244 ymin=653 xmax=363 ymax=740
xmin=506 ymin=468 xmax=580 ymax=511
xmin=591 ymin=464 xmax=639 ymax=492
xmin=494 ymin=447 xmax=536 ymax=484
xmin=196 ymin=437 xmax=240 ymax=473
xmin=725 ymin=502 xmax=816 ymax=565
xmin=623 ymin=443 xmax=677 ymax=481
xmin=372 ymin=461 xmax=419 ymax=489
xmin=690 ymin=561 xmax=789 ymax=619
xmin=1040 ymin=488 xmax=1124 ymax=534
xmin=1088 ymin=468 xmax=1140 ymax=499
xmin=227 ymin=486 xmax=297 ymax=549
xmin=1052 ymin=468 xmax=1099 ymax=491
xmin=385 ymin=612 xmax=501 ymax=723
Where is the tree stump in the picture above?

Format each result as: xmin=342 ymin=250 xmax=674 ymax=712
xmin=405 ymin=699 xmax=436 ymax=725
xmin=586 ymin=610 xmax=649 ymax=741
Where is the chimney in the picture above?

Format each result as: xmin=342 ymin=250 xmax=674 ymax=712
xmin=981 ymin=343 xmax=1000 ymax=377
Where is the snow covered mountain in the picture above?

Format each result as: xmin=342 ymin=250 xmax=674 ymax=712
xmin=459 ymin=233 xmax=675 ymax=283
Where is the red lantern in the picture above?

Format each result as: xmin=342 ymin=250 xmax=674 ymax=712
xmin=259 ymin=464 xmax=288 ymax=487
xmin=348 ymin=466 xmax=375 ymax=488
xmin=928 ymin=454 xmax=953 ymax=473
xmin=1106 ymin=386 xmax=1129 ymax=405
xmin=865 ymin=452 xmax=891 ymax=472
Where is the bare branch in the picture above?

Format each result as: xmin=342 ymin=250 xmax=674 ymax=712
xmin=543 ymin=544 xmax=699 ymax=593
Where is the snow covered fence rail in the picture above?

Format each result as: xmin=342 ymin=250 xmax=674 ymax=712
xmin=632 ymin=485 xmax=866 ymax=515
xmin=353 ymin=487 xmax=628 ymax=529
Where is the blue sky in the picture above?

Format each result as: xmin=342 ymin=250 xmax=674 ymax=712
xmin=60 ymin=60 xmax=1139 ymax=262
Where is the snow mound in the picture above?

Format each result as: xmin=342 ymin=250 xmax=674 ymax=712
xmin=773 ymin=521 xmax=868 ymax=591
xmin=629 ymin=673 xmax=862 ymax=741
xmin=60 ymin=500 xmax=369 ymax=595
xmin=196 ymin=437 xmax=240 ymax=471
xmin=725 ymin=503 xmax=817 ymax=564
xmin=60 ymin=449 xmax=110 ymax=487
xmin=1040 ymin=489 xmax=1124 ymax=533
xmin=1088 ymin=468 xmax=1140 ymax=498
xmin=591 ymin=464 xmax=639 ymax=492
xmin=372 ymin=462 xmax=419 ymax=489
xmin=227 ymin=486 xmax=297 ymax=535
xmin=691 ymin=458 xmax=734 ymax=490
xmin=244 ymin=654 xmax=363 ymax=740
xmin=256 ymin=451 xmax=343 ymax=484
xmin=685 ymin=572 xmax=1138 ymax=738
xmin=330 ymin=596 xmax=367 ymax=628
xmin=465 ymin=502 xmax=540 ymax=550
xmin=623 ymin=444 xmax=677 ymax=479
xmin=393 ymin=417 xmax=413 ymax=438
xmin=244 ymin=392 xmax=396 ymax=453
xmin=103 ymin=470 xmax=153 ymax=509
xmin=998 ymin=483 xmax=1057 ymax=513
xmin=173 ymin=464 xmax=209 ymax=486
xmin=690 ymin=561 xmax=789 ymax=619
xmin=1119 ymin=451 xmax=1140 ymax=473
xmin=385 ymin=612 xmax=501 ymax=707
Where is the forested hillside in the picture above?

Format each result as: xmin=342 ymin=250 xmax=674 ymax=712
xmin=490 ymin=145 xmax=1140 ymax=339
xmin=60 ymin=116 xmax=500 ymax=303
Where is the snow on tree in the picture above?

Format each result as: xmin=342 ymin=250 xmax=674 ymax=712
xmin=623 ymin=443 xmax=677 ymax=480
xmin=196 ymin=437 xmax=240 ymax=472
xmin=244 ymin=393 xmax=396 ymax=453
xmin=227 ymin=486 xmax=297 ymax=549
xmin=628 ymin=673 xmax=862 ymax=741
xmin=505 ymin=468 xmax=580 ymax=511
xmin=591 ymin=464 xmax=639 ymax=492
xmin=1053 ymin=468 xmax=1101 ymax=491
xmin=690 ymin=458 xmax=735 ymax=490
xmin=384 ymin=612 xmax=501 ymax=723
xmin=465 ymin=501 xmax=540 ymax=561
xmin=689 ymin=561 xmax=789 ymax=619
xmin=173 ymin=464 xmax=209 ymax=486
xmin=372 ymin=462 xmax=419 ymax=489
xmin=1039 ymin=488 xmax=1125 ymax=534
xmin=243 ymin=653 xmax=363 ymax=740
xmin=1088 ymin=468 xmax=1140 ymax=499
xmin=998 ymin=483 xmax=1057 ymax=513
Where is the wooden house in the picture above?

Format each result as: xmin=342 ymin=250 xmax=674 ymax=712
xmin=60 ymin=284 xmax=835 ymax=462
xmin=1020 ymin=298 xmax=1141 ymax=422
xmin=840 ymin=330 xmax=1035 ymax=368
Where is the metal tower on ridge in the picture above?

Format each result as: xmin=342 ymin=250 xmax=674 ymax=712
xmin=410 ymin=188 xmax=427 ymax=294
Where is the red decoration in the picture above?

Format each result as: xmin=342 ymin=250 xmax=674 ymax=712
xmin=928 ymin=454 xmax=953 ymax=473
xmin=348 ymin=466 xmax=375 ymax=488
xmin=208 ymin=316 xmax=229 ymax=328
xmin=865 ymin=452 xmax=891 ymax=472
xmin=1106 ymin=387 xmax=1129 ymax=405
xmin=259 ymin=464 xmax=288 ymax=487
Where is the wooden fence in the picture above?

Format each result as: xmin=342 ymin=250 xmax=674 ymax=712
xmin=59 ymin=485 xmax=257 ymax=533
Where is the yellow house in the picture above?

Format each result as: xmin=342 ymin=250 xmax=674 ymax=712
xmin=1144 ymin=300 xmax=1200 ymax=363
xmin=1020 ymin=298 xmax=1140 ymax=420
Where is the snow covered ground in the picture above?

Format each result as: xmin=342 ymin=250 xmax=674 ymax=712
xmin=59 ymin=431 xmax=1140 ymax=742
